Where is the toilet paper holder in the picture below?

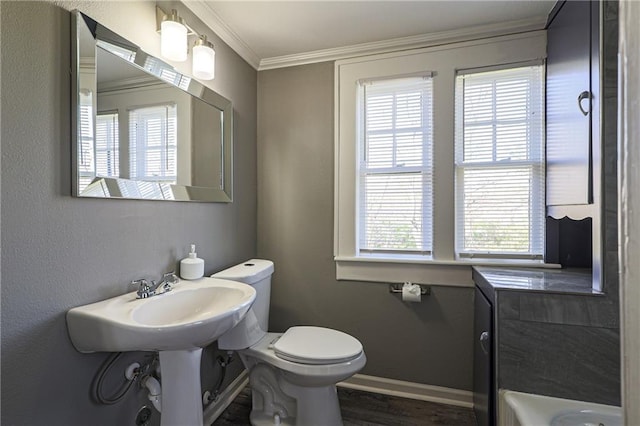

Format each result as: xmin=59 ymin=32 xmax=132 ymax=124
xmin=388 ymin=283 xmax=431 ymax=296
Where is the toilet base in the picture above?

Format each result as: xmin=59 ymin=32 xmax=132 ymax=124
xmin=280 ymin=381 xmax=343 ymax=426
xmin=247 ymin=362 xmax=344 ymax=426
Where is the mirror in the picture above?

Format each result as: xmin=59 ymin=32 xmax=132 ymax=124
xmin=71 ymin=11 xmax=233 ymax=202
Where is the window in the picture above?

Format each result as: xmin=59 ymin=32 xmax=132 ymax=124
xmin=129 ymin=104 xmax=178 ymax=183
xmin=335 ymin=31 xmax=547 ymax=285
xmin=77 ymin=90 xmax=95 ymax=192
xmin=455 ymin=65 xmax=545 ymax=260
xmin=358 ymin=76 xmax=433 ymax=257
xmin=95 ymin=112 xmax=120 ymax=178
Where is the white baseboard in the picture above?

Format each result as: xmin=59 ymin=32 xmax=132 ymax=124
xmin=203 ymin=369 xmax=250 ymax=425
xmin=338 ymin=374 xmax=474 ymax=409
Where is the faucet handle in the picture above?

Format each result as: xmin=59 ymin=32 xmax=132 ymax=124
xmin=131 ymin=279 xmax=152 ymax=298
xmin=131 ymin=279 xmax=150 ymax=289
xmin=157 ymin=271 xmax=178 ymax=293
xmin=162 ymin=271 xmax=179 ymax=285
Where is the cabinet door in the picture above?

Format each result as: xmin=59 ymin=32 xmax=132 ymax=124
xmin=473 ymin=287 xmax=493 ymax=426
xmin=546 ymin=0 xmax=593 ymax=206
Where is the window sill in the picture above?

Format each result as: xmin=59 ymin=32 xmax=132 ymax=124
xmin=334 ymin=256 xmax=560 ymax=287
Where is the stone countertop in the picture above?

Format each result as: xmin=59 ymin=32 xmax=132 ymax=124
xmin=473 ymin=266 xmax=600 ymax=300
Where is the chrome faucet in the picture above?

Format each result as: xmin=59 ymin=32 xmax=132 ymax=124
xmin=131 ymin=272 xmax=179 ymax=299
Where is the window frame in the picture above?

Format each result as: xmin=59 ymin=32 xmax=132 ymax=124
xmin=95 ymin=110 xmax=120 ymax=178
xmin=128 ymin=103 xmax=178 ymax=184
xmin=357 ymin=75 xmax=435 ymax=257
xmin=454 ymin=64 xmax=546 ymax=260
xmin=335 ymin=31 xmax=549 ymax=286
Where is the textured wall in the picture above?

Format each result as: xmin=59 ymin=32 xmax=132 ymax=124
xmin=1 ymin=2 xmax=257 ymax=425
xmin=601 ymin=0 xmax=620 ymax=303
xmin=257 ymin=62 xmax=474 ymax=390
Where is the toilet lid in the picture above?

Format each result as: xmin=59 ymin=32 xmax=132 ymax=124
xmin=273 ymin=326 xmax=363 ymax=365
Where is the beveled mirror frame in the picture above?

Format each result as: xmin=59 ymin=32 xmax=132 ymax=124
xmin=71 ymin=11 xmax=233 ymax=202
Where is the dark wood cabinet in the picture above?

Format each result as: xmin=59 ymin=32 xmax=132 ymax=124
xmin=473 ymin=286 xmax=494 ymax=426
xmin=545 ymin=0 xmax=602 ymax=292
xmin=546 ymin=0 xmax=600 ymax=210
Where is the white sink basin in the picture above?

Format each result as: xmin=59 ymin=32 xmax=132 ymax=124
xmin=67 ymin=277 xmax=256 ymax=352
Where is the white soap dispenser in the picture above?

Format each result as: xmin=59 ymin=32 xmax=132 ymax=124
xmin=180 ymin=244 xmax=205 ymax=280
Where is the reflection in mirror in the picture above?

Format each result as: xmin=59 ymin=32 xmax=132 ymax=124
xmin=71 ymin=11 xmax=233 ymax=202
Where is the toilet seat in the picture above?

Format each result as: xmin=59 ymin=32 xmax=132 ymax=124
xmin=273 ymin=326 xmax=363 ymax=365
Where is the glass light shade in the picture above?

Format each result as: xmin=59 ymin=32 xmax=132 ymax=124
xmin=193 ymin=43 xmax=215 ymax=80
xmin=161 ymin=20 xmax=188 ymax=62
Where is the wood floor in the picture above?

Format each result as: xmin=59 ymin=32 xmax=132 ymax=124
xmin=211 ymin=386 xmax=477 ymax=426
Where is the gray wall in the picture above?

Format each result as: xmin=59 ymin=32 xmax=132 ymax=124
xmin=257 ymin=62 xmax=474 ymax=390
xmin=1 ymin=2 xmax=257 ymax=425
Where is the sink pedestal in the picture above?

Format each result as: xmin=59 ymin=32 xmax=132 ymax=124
xmin=159 ymin=349 xmax=204 ymax=426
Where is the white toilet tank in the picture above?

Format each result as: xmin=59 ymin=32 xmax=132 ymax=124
xmin=212 ymin=259 xmax=274 ymax=350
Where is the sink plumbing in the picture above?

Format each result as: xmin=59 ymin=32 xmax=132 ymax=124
xmin=93 ymin=352 xmax=160 ymax=409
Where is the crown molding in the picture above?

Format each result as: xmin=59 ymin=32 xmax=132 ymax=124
xmin=183 ymin=1 xmax=261 ymax=70
xmin=184 ymin=3 xmax=547 ymax=72
xmin=97 ymin=75 xmax=162 ymax=93
xmin=258 ymin=16 xmax=548 ymax=70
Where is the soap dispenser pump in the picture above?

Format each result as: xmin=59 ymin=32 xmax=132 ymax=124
xmin=180 ymin=244 xmax=204 ymax=280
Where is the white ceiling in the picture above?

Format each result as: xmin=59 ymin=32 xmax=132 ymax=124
xmin=184 ymin=1 xmax=555 ymax=70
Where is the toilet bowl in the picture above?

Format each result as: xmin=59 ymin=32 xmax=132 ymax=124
xmin=212 ymin=260 xmax=366 ymax=426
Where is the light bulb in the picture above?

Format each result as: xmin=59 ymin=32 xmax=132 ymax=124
xmin=192 ymin=37 xmax=215 ymax=80
xmin=160 ymin=11 xmax=187 ymax=62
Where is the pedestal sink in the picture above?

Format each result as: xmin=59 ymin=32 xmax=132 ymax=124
xmin=67 ymin=277 xmax=256 ymax=426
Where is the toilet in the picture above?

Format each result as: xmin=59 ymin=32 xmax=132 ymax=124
xmin=212 ymin=259 xmax=366 ymax=426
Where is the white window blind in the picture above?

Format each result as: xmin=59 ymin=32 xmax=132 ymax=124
xmin=78 ymin=90 xmax=95 ymax=193
xmin=129 ymin=104 xmax=177 ymax=184
xmin=455 ymin=65 xmax=545 ymax=259
xmin=95 ymin=112 xmax=119 ymax=178
xmin=97 ymin=41 xmax=136 ymax=62
xmin=358 ymin=76 xmax=434 ymax=256
xmin=116 ymin=180 xmax=172 ymax=200
xmin=144 ymin=56 xmax=192 ymax=91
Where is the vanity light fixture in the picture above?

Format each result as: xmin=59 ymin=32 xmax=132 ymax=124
xmin=160 ymin=9 xmax=188 ymax=62
xmin=156 ymin=6 xmax=216 ymax=80
xmin=192 ymin=36 xmax=215 ymax=80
